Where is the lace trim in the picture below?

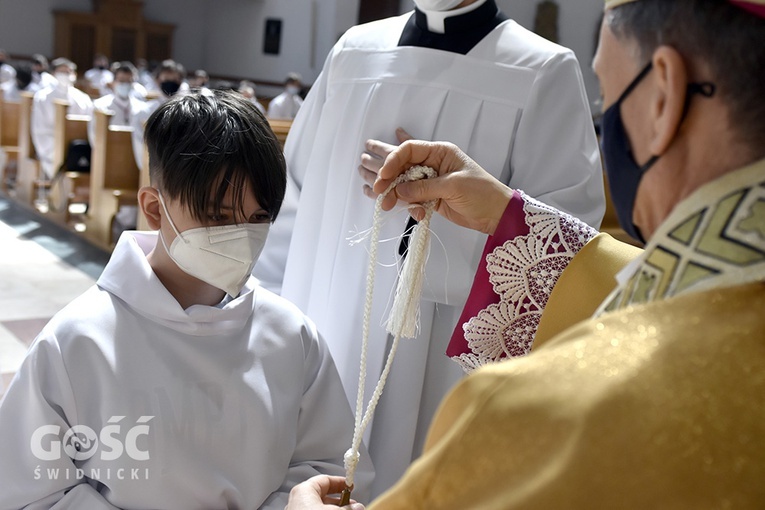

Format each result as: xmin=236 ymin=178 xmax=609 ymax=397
xmin=453 ymin=192 xmax=597 ymax=372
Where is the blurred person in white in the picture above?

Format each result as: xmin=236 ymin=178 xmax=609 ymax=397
xmin=109 ymin=61 xmax=148 ymax=100
xmin=84 ymin=54 xmax=114 ymax=96
xmin=0 ymin=65 xmax=41 ymax=102
xmin=187 ymin=69 xmax=209 ymax=89
xmin=110 ymin=59 xmax=188 ymax=237
xmin=0 ymin=49 xmax=15 ymax=84
xmin=135 ymin=58 xmax=156 ymax=94
xmin=94 ymin=62 xmax=145 ymax=125
xmin=254 ymin=0 xmax=605 ymax=496
xmin=267 ymin=72 xmax=303 ymax=120
xmin=239 ymin=80 xmax=266 ymax=116
xmin=31 ymin=58 xmax=93 ymax=179
xmin=130 ymin=59 xmax=185 ymax=173
xmin=88 ymin=62 xmax=146 ymax=147
xmin=30 ymin=54 xmax=58 ymax=90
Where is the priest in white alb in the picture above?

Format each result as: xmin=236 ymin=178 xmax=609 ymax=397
xmin=254 ymin=0 xmax=605 ymax=495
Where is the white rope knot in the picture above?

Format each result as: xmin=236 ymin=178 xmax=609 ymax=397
xmin=344 ymin=165 xmax=438 ymax=490
xmin=402 ymin=165 xmax=437 ymax=182
xmin=343 ymin=448 xmax=360 ymax=487
xmin=387 ymin=165 xmax=438 ymax=208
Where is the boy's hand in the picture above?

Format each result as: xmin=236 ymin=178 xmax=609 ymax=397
xmin=286 ymin=475 xmax=365 ymax=510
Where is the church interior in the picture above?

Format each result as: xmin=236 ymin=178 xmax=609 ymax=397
xmin=1 ymin=0 xmax=763 ymax=506
xmin=0 ymin=0 xmax=612 ymax=397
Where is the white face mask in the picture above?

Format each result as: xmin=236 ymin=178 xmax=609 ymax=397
xmin=114 ymin=82 xmax=132 ymax=99
xmin=414 ymin=0 xmax=464 ymax=11
xmin=55 ymin=72 xmax=74 ymax=88
xmin=286 ymin=85 xmax=300 ymax=95
xmin=157 ymin=192 xmax=270 ymax=297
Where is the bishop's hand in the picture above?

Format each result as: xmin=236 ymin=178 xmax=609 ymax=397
xmin=373 ymin=140 xmax=514 ymax=236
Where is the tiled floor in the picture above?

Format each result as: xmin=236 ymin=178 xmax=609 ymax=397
xmin=0 ymin=193 xmax=110 ymax=398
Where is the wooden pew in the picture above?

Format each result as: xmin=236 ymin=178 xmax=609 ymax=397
xmin=44 ymin=100 xmax=91 ymax=225
xmin=110 ymin=140 xmax=150 ymax=235
xmin=13 ymin=92 xmax=39 ymax=205
xmin=267 ymin=118 xmax=292 ymax=148
xmin=0 ymin=91 xmax=20 ymax=192
xmin=83 ymin=109 xmax=140 ymax=249
xmin=107 ymin=121 xmax=152 ymax=235
xmin=0 ymin=91 xmax=20 ymax=147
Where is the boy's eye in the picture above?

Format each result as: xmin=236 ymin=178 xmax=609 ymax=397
xmin=207 ymin=213 xmax=228 ymax=223
xmin=251 ymin=213 xmax=271 ymax=224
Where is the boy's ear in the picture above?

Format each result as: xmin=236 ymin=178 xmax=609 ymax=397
xmin=138 ymin=186 xmax=162 ymax=231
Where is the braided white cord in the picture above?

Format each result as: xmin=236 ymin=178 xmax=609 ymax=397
xmin=344 ymin=166 xmax=437 ymax=489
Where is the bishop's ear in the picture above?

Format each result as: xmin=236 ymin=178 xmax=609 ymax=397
xmin=138 ymin=186 xmax=162 ymax=231
xmin=648 ymin=45 xmax=688 ymax=157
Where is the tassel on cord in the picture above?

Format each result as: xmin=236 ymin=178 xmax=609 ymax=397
xmin=386 ymin=166 xmax=437 ymax=338
xmin=342 ymin=165 xmax=438 ymax=496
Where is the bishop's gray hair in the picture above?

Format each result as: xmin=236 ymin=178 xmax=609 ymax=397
xmin=608 ymin=0 xmax=765 ymax=151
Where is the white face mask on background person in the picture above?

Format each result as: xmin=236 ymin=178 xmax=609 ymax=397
xmin=157 ymin=192 xmax=270 ymax=297
xmin=114 ymin=82 xmax=132 ymax=99
xmin=286 ymin=85 xmax=300 ymax=95
xmin=55 ymin=72 xmax=74 ymax=88
xmin=413 ymin=0 xmax=465 ymax=11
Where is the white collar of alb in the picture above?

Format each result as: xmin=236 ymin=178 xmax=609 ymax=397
xmin=418 ymin=0 xmax=488 ymax=34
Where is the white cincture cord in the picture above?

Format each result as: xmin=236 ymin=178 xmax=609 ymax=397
xmin=342 ymin=166 xmax=438 ymax=500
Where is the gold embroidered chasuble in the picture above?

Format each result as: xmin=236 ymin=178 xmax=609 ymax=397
xmin=370 ymin=159 xmax=765 ymax=509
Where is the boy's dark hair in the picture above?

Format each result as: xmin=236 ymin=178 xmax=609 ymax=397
xmin=607 ymin=0 xmax=765 ymax=151
xmin=144 ymin=90 xmax=286 ymax=223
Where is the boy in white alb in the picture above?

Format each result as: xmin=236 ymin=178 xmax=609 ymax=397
xmin=0 ymin=90 xmax=372 ymax=509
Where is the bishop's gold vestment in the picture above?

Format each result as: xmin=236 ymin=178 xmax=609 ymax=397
xmin=371 ymin=159 xmax=765 ymax=509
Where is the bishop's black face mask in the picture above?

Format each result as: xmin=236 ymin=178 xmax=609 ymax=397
xmin=160 ymin=80 xmax=181 ymax=97
xmin=600 ymin=61 xmax=715 ymax=244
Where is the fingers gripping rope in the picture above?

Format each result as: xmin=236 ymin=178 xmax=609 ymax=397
xmin=343 ymin=166 xmax=437 ymax=496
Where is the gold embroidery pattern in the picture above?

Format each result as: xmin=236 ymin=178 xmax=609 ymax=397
xmin=600 ymin=168 xmax=765 ymax=315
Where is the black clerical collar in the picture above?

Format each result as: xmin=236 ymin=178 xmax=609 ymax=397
xmin=398 ymin=0 xmax=508 ymax=55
